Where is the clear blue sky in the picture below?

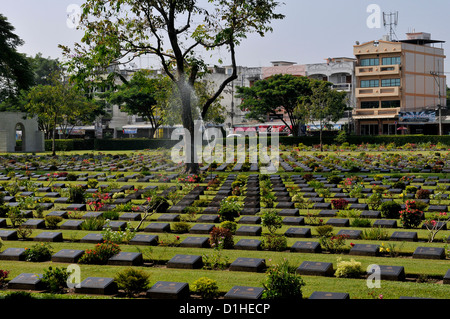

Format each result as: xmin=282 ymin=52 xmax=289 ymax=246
xmin=2 ymin=0 xmax=449 ymax=72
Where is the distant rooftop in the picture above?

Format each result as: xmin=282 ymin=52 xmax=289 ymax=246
xmin=270 ymin=61 xmax=297 ymax=66
xmin=399 ymin=32 xmax=445 ymax=45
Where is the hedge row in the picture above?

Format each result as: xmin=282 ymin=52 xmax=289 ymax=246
xmin=44 ymin=139 xmax=179 ymax=151
xmin=44 ymin=135 xmax=450 ymax=152
xmin=277 ymin=135 xmax=450 ymax=146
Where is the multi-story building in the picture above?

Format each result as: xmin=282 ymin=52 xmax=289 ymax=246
xmin=353 ymin=32 xmax=446 ymax=135
xmin=252 ymin=59 xmax=356 ymax=133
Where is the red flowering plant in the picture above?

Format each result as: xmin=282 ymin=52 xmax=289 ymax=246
xmin=399 ymin=200 xmax=423 ymax=229
xmin=331 ymin=198 xmax=349 ymax=210
xmin=423 ymin=212 xmax=450 ymax=242
xmin=319 ymin=234 xmax=350 ymax=253
xmin=78 ymin=241 xmax=121 ymax=265
xmin=0 ymin=269 xmax=10 ymax=288
xmin=87 ymin=191 xmax=111 ymax=211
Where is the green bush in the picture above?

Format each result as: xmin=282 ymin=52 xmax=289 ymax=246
xmin=102 ymin=210 xmax=120 ymax=220
xmin=115 ymin=268 xmax=150 ymax=297
xmin=192 ymin=277 xmax=219 ymax=299
xmin=261 ymin=234 xmax=287 ymax=252
xmin=171 ymin=221 xmax=191 ymax=234
xmin=334 ymin=258 xmax=364 ymax=278
xmin=315 ymin=225 xmax=334 ymax=237
xmin=218 ymin=196 xmax=241 ymax=222
xmin=41 ymin=266 xmax=71 ymax=293
xmin=68 ymin=185 xmax=86 ymax=204
xmin=262 ymin=259 xmax=305 ymax=300
xmin=379 ymin=201 xmax=402 ymax=219
xmin=361 ymin=227 xmax=389 ymax=240
xmin=44 ymin=215 xmax=63 ymax=229
xmin=351 ymin=217 xmax=372 ymax=228
xmin=24 ymin=243 xmax=54 ymax=262
xmin=260 ymin=209 xmax=283 ymax=234
xmin=80 ymin=217 xmax=105 ymax=231
xmin=219 ymin=221 xmax=237 ymax=234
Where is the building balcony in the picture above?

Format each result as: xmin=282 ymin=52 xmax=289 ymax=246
xmin=356 ymin=64 xmax=400 ymax=76
xmin=331 ymin=83 xmax=352 ymax=92
xmin=352 ymin=107 xmax=400 ymax=120
xmin=356 ymin=86 xmax=400 ymax=98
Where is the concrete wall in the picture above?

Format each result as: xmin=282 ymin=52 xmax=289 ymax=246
xmin=0 ymin=112 xmax=44 ymax=153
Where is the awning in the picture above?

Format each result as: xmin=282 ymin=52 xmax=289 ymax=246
xmin=353 ymin=114 xmax=398 ymax=120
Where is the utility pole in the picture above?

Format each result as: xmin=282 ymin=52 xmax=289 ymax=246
xmin=430 ymin=70 xmax=443 ymax=136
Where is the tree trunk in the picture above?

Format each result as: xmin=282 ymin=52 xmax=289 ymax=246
xmin=52 ymin=126 xmax=56 ymax=156
xmin=179 ymin=81 xmax=200 ymax=175
xmin=319 ymin=120 xmax=323 ymax=152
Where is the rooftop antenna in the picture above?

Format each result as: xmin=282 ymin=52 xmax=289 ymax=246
xmin=383 ymin=11 xmax=399 ymax=41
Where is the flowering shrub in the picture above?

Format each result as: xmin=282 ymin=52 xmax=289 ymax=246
xmin=416 ymin=189 xmax=431 ymax=199
xmin=102 ymin=221 xmax=136 ymax=244
xmin=87 ymin=192 xmax=111 ymax=211
xmin=0 ymin=269 xmax=10 ymax=288
xmin=331 ymin=198 xmax=349 ymax=210
xmin=78 ymin=241 xmax=121 ymax=265
xmin=209 ymin=227 xmax=234 ymax=249
xmin=399 ymin=200 xmax=423 ymax=229
xmin=319 ymin=234 xmax=349 ymax=253
xmin=423 ymin=212 xmax=450 ymax=242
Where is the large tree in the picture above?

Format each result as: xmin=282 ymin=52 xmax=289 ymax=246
xmin=0 ymin=14 xmax=33 ymax=103
xmin=105 ymin=70 xmax=170 ymax=139
xmin=236 ymin=74 xmax=312 ymax=136
xmin=27 ymin=53 xmax=61 ymax=86
xmin=24 ymin=72 xmax=103 ymax=156
xmin=60 ymin=0 xmax=284 ymax=174
xmin=295 ymin=80 xmax=347 ymax=151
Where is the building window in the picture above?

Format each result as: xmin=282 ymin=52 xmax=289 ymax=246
xmin=361 ymin=101 xmax=379 ymax=109
xmin=361 ymin=79 xmax=379 ymax=88
xmin=382 ymin=56 xmax=401 ymax=65
xmin=360 ymin=58 xmax=379 ymax=66
xmin=381 ymin=78 xmax=401 ymax=87
xmin=361 ymin=124 xmax=379 ymax=135
xmin=381 ymin=100 xmax=400 ymax=108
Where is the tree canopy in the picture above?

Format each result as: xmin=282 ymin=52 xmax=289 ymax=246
xmin=24 ymin=72 xmax=103 ymax=155
xmin=236 ymin=74 xmax=312 ymax=136
xmin=0 ymin=14 xmax=33 ymax=103
xmin=105 ymin=70 xmax=170 ymax=139
xmin=295 ymin=79 xmax=348 ymax=150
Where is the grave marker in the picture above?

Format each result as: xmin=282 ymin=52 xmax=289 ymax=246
xmin=224 ymin=286 xmax=264 ymax=299
xmin=51 ymin=249 xmax=84 ymax=263
xmin=108 ymin=252 xmax=143 ymax=266
xmin=75 ymin=277 xmax=117 ymax=295
xmin=167 ymin=254 xmax=203 ymax=269
xmin=413 ymin=247 xmax=445 ymax=260
xmin=147 ymin=281 xmax=190 ymax=299
xmin=291 ymin=241 xmax=322 ymax=254
xmin=296 ymin=261 xmax=334 ymax=277
xmin=235 ymin=239 xmax=262 ymax=250
xmin=230 ymin=257 xmax=266 ymax=273
xmin=8 ymin=273 xmax=45 ymax=290
xmin=0 ymin=247 xmax=26 ymax=261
